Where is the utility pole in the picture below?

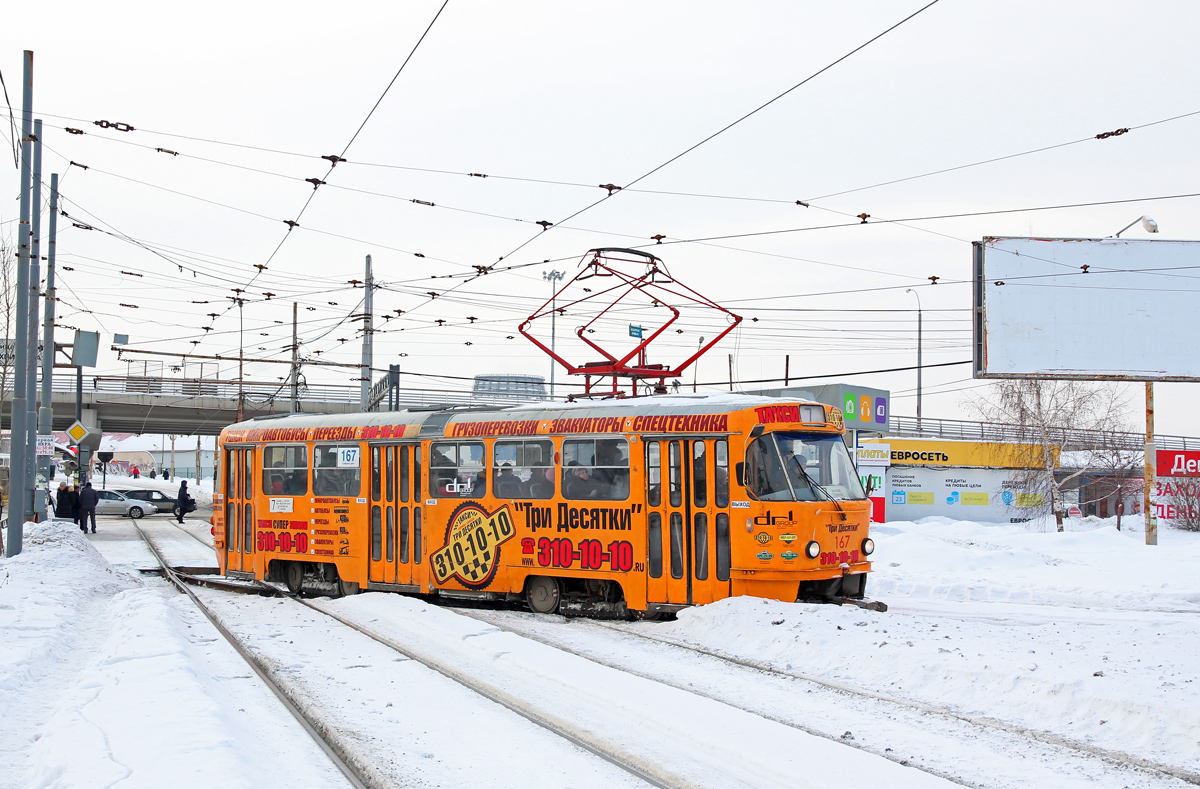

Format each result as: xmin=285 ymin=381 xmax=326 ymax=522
xmin=360 ymin=254 xmax=373 ymax=412
xmin=37 ymin=172 xmax=58 ymax=503
xmin=195 ymin=435 xmax=202 ymax=483
xmin=289 ymin=301 xmax=299 ymax=413
xmin=8 ymin=51 xmax=35 ymax=554
xmin=907 ymin=288 xmax=923 ymax=429
xmin=236 ymin=297 xmax=244 ymax=422
xmin=693 ymin=337 xmax=705 ymax=393
xmin=1144 ymin=382 xmax=1157 ymax=546
xmin=170 ymin=435 xmax=176 ymax=480
xmin=26 ymin=119 xmax=43 ymax=517
xmin=542 ymin=270 xmax=565 ymax=399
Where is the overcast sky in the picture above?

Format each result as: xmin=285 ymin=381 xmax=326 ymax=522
xmin=5 ymin=0 xmax=1200 ymax=434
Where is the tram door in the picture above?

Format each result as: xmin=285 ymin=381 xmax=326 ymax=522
xmin=370 ymin=443 xmax=422 ymax=588
xmin=645 ymin=438 xmax=731 ymax=606
xmin=224 ymin=446 xmax=255 ymax=575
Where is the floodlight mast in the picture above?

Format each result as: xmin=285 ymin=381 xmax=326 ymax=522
xmin=520 ymin=248 xmax=741 ymax=398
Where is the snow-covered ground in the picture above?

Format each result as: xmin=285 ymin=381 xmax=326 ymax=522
xmin=0 ymin=520 xmax=350 ymax=789
xmin=2 ymin=513 xmax=1197 ymax=788
xmin=626 ymin=515 xmax=1200 ymax=778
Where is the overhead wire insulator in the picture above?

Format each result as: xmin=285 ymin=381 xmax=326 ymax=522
xmin=94 ymin=120 xmax=136 ymax=132
xmin=155 ymin=147 xmax=179 ymax=156
xmin=65 ymin=127 xmax=85 ymax=135
xmin=306 ymin=178 xmax=326 ymax=189
xmin=322 ymin=154 xmax=347 ymax=166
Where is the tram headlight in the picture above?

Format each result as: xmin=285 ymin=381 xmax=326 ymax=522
xmin=805 ymin=540 xmax=820 ymax=559
xmin=860 ymin=537 xmax=875 ymax=556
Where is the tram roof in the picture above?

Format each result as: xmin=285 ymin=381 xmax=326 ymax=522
xmin=224 ymin=392 xmax=817 ymax=434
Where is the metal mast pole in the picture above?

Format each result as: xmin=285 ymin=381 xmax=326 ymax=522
xmin=7 ymin=51 xmax=33 ymax=553
xmin=289 ymin=301 xmax=299 ymax=413
xmin=37 ymin=173 xmax=58 ymax=496
xmin=360 ymin=255 xmax=372 ymax=411
xmin=236 ymin=298 xmax=244 ymax=423
xmin=195 ymin=435 xmax=202 ymax=482
xmin=542 ymin=270 xmax=564 ymax=400
xmin=907 ymin=288 xmax=923 ymax=430
xmin=26 ymin=119 xmax=43 ymax=515
xmin=1144 ymin=382 xmax=1157 ymax=546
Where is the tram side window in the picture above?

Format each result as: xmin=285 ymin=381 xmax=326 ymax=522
xmin=563 ymin=438 xmax=630 ymax=501
xmin=431 ymin=442 xmax=486 ymax=498
xmin=313 ymin=444 xmax=362 ymax=497
xmin=494 ymin=440 xmax=554 ymax=499
xmin=261 ymin=445 xmax=308 ymax=496
xmin=714 ymin=440 xmax=729 ymax=508
xmin=646 ymin=441 xmax=661 ymax=507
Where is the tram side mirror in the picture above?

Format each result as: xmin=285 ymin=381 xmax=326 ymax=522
xmin=864 ymin=477 xmax=876 ymax=496
xmin=735 ymin=462 xmax=745 ymax=487
xmin=749 ymin=424 xmax=764 ymax=439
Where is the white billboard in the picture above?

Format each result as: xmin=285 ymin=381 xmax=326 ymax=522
xmin=973 ymin=237 xmax=1200 ymax=381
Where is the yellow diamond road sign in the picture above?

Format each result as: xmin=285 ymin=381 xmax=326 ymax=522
xmin=66 ymin=420 xmax=89 ymax=444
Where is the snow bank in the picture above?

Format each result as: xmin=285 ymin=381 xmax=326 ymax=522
xmin=0 ymin=521 xmax=347 ymax=789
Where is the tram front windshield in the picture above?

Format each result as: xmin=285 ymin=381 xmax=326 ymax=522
xmin=745 ymin=432 xmax=867 ymax=502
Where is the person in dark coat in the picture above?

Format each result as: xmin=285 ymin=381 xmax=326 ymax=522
xmin=54 ymin=483 xmax=73 ymax=519
xmin=176 ymin=480 xmax=191 ymax=524
xmin=78 ymin=482 xmax=99 ymax=534
xmin=69 ymin=484 xmax=81 ymax=524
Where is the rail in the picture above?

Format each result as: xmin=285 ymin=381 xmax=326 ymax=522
xmin=886 ymin=415 xmax=1200 ymax=452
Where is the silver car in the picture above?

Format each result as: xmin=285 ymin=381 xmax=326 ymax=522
xmin=95 ymin=489 xmax=152 ymax=519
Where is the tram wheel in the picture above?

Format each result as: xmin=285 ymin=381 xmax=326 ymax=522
xmin=284 ymin=562 xmax=304 ymax=595
xmin=337 ymin=578 xmax=360 ymax=597
xmin=525 ymin=576 xmax=560 ymax=614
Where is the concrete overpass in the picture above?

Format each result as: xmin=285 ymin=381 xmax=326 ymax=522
xmin=0 ymin=375 xmax=490 ymax=435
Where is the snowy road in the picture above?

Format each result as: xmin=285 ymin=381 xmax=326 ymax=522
xmin=5 ymin=512 xmax=1198 ymax=788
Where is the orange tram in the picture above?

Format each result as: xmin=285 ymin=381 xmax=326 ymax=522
xmin=212 ymin=394 xmax=878 ymax=617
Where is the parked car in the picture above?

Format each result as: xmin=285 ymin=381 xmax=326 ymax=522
xmin=115 ymin=488 xmax=175 ymax=514
xmin=95 ymin=489 xmax=152 ymax=519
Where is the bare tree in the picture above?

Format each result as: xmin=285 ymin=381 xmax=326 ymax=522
xmin=0 ymin=229 xmax=14 ymax=419
xmin=964 ymin=380 xmax=1130 ymax=530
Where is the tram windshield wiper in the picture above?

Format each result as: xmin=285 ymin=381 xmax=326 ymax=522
xmin=786 ymin=452 xmax=841 ymax=510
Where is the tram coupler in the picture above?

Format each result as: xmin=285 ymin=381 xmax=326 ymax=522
xmin=838 ymin=597 xmax=888 ymax=613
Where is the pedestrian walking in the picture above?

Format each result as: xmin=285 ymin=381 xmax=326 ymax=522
xmin=176 ymin=480 xmax=191 ymax=524
xmin=163 ymin=469 xmax=170 ymax=482
xmin=78 ymin=482 xmax=99 ymax=534
xmin=130 ymin=465 xmax=140 ymax=479
xmin=69 ymin=484 xmax=80 ymax=524
xmin=54 ymin=482 xmax=73 ymax=519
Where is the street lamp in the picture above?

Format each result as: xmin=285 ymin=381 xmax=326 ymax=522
xmin=543 ymin=270 xmax=565 ymax=399
xmin=906 ymin=288 xmax=922 ymax=429
xmin=693 ymin=336 xmax=705 ymax=392
xmin=1113 ymin=215 xmax=1159 ymax=237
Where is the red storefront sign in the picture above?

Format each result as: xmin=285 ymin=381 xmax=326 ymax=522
xmin=1157 ymin=449 xmax=1200 ymax=477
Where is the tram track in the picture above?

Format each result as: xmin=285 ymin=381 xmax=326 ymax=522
xmin=458 ymin=608 xmax=1200 ymax=789
xmin=135 ymin=523 xmax=672 ymax=788
xmin=132 ymin=523 xmax=370 ymax=789
xmin=144 ymin=518 xmax=1196 ymax=788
